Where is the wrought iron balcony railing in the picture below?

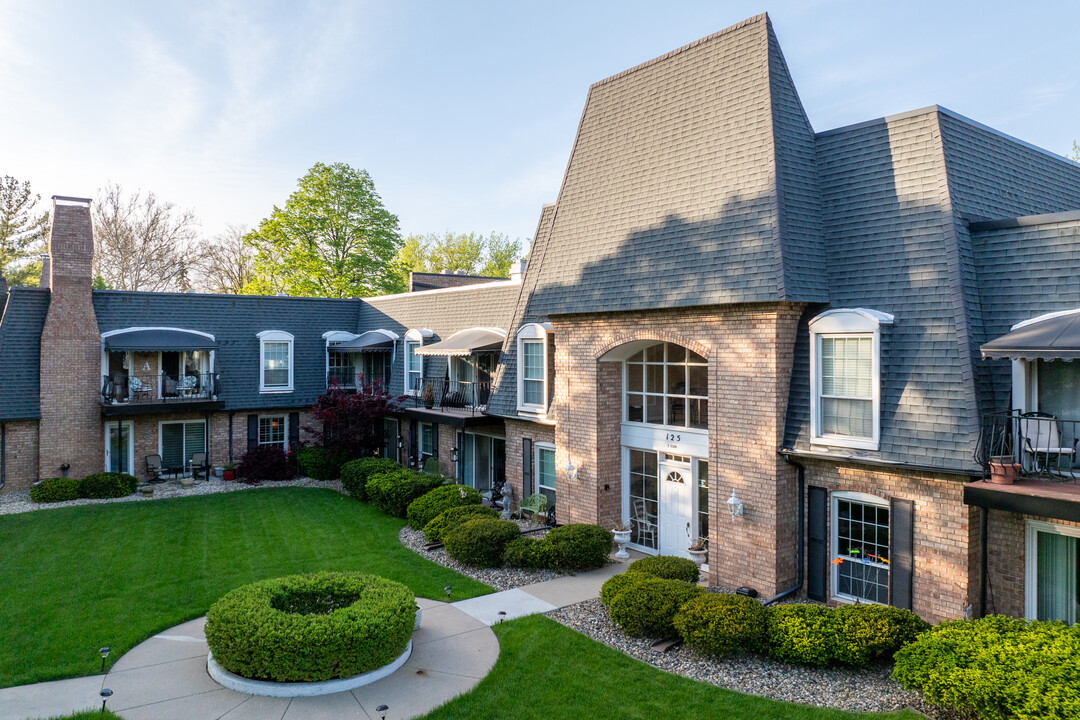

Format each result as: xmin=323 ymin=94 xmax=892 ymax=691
xmin=977 ymin=410 xmax=1080 ymax=483
xmin=102 ymin=372 xmax=219 ymax=405
xmin=411 ymin=377 xmax=491 ymax=413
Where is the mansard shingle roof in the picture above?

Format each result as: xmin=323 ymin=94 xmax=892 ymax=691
xmin=0 ymin=287 xmax=50 ymax=420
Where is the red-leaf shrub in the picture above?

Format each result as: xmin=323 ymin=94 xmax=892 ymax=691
xmin=237 ymin=446 xmax=296 ymax=482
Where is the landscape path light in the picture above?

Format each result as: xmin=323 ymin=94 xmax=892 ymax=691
xmin=100 ymin=688 xmax=112 ymax=712
xmin=376 ymin=704 xmax=389 ymax=720
xmin=99 ymin=646 xmax=110 ymax=673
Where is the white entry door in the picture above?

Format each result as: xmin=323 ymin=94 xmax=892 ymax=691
xmin=658 ymin=460 xmax=693 ymax=558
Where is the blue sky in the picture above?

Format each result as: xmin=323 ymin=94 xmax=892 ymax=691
xmin=1 ymin=1 xmax=1078 ymax=246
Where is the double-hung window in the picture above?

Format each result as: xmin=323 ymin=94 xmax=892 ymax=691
xmin=258 ymin=330 xmax=294 ymax=392
xmin=404 ymin=331 xmax=427 ymax=395
xmin=535 ymin=443 xmax=556 ymax=507
xmin=420 ymin=423 xmax=435 ymax=461
xmin=832 ymin=492 xmax=890 ymax=604
xmin=517 ymin=323 xmax=553 ymax=413
xmin=259 ymin=415 xmax=287 ymax=449
xmin=809 ymin=309 xmax=892 ymax=451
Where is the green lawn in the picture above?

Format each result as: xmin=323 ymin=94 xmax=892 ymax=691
xmin=420 ymin=615 xmax=922 ymax=720
xmin=0 ymin=487 xmax=490 ymax=688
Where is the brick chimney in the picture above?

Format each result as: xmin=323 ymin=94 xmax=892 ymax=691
xmin=38 ymin=196 xmax=102 ymax=480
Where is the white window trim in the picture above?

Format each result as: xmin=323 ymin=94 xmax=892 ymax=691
xmin=830 ymin=490 xmax=890 ymax=605
xmin=809 ymin=309 xmax=893 ymax=451
xmin=420 ymin=422 xmax=435 ymax=459
xmin=257 ymin=330 xmax=294 ymax=393
xmin=403 ymin=329 xmax=431 ymax=396
xmin=517 ymin=323 xmax=552 ymax=413
xmin=258 ymin=414 xmax=288 ymax=450
xmin=104 ymin=420 xmax=135 ymax=475
xmin=535 ymin=441 xmax=556 ymax=497
xmin=1024 ymin=519 xmax=1080 ymax=622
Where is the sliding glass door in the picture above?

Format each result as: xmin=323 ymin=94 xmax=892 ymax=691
xmin=1027 ymin=520 xmax=1079 ymax=625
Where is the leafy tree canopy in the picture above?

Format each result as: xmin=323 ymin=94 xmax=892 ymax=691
xmin=391 ymin=231 xmax=525 ymax=288
xmin=0 ymin=176 xmax=49 ymax=287
xmin=244 ymin=162 xmax=402 ymax=298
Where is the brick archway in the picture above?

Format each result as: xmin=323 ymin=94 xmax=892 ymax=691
xmin=593 ymin=331 xmax=711 ymax=361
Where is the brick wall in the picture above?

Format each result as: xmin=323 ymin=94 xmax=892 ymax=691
xmin=984 ymin=510 xmax=1080 ymax=619
xmin=800 ymin=458 xmax=974 ymax=623
xmin=2 ymin=420 xmax=40 ymax=490
xmin=38 ymin=202 xmax=101 ymax=481
xmin=549 ymin=302 xmax=804 ymax=598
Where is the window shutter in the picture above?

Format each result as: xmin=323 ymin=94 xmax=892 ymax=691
xmin=288 ymin=412 xmax=300 ymax=453
xmin=432 ymin=423 xmax=439 ymax=458
xmin=247 ymin=414 xmax=259 ymax=451
xmin=807 ymin=485 xmax=828 ymax=602
xmin=889 ymin=497 xmax=915 ymax=610
xmin=522 ymin=438 xmax=533 ymax=496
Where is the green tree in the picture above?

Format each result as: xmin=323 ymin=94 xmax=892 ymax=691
xmin=244 ymin=163 xmax=402 ymax=298
xmin=392 ymin=231 xmax=525 ymax=281
xmin=1071 ymin=141 xmax=1080 ymax=162
xmin=0 ymin=176 xmax=50 ymax=286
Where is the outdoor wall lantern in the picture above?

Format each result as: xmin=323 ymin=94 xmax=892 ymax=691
xmin=397 ymin=436 xmax=404 ymax=450
xmin=727 ymin=490 xmax=744 ymax=521
xmin=451 ymin=446 xmax=459 ymax=463
xmin=564 ymin=458 xmax=578 ymax=482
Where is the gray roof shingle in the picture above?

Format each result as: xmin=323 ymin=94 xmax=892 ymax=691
xmin=0 ymin=287 xmax=50 ymax=420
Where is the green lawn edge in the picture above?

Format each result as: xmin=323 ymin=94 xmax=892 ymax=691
xmin=420 ymin=615 xmax=923 ymax=720
xmin=0 ymin=486 xmax=491 ymax=688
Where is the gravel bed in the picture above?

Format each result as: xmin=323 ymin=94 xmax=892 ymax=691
xmin=548 ymin=596 xmax=948 ymax=718
xmin=0 ymin=477 xmax=345 ymax=516
xmin=398 ymin=521 xmax=562 ymax=591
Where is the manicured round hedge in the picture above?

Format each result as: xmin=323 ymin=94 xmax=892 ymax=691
xmin=29 ymin=477 xmax=80 ymax=503
xmin=674 ymin=593 xmax=768 ymax=656
xmin=444 ymin=517 xmax=521 ymax=567
xmin=366 ymin=469 xmax=444 ymax=518
xmin=297 ymin=446 xmax=346 ymax=481
xmin=544 ymin=524 xmax=613 ymax=571
xmin=833 ymin=604 xmax=930 ymax=665
xmin=340 ymin=457 xmax=399 ymax=501
xmin=766 ymin=604 xmax=841 ymax=666
xmin=606 ymin=575 xmax=706 ymax=639
xmin=600 ymin=572 xmax=647 ymax=607
xmin=423 ymin=504 xmax=499 ymax=544
xmin=407 ymin=484 xmax=482 ymax=530
xmin=204 ymin=572 xmax=415 ymax=683
xmin=626 ymin=555 xmax=699 ymax=583
xmin=78 ymin=472 xmax=138 ymax=499
xmin=893 ymin=616 xmax=1080 ymax=720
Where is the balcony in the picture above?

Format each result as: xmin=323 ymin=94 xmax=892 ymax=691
xmin=326 ymin=369 xmax=390 ymax=392
xmin=101 ymin=372 xmax=224 ymax=415
xmin=977 ymin=410 xmax=1080 ymax=483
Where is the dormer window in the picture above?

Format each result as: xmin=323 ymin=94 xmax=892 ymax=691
xmin=809 ymin=309 xmax=893 ymax=451
xmin=517 ymin=323 xmax=553 ymax=413
xmin=258 ymin=330 xmax=294 ymax=392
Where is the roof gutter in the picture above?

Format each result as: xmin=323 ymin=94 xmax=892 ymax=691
xmin=780 ymin=448 xmax=981 ymax=479
xmin=763 ymin=453 xmax=804 ymax=606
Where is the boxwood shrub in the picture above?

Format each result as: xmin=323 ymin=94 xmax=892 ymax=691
xmin=600 ymin=572 xmax=649 ymax=608
xmin=444 ymin=517 xmax=521 ymax=568
xmin=366 ymin=469 xmax=444 ymax=518
xmin=340 ymin=457 xmax=399 ymax=501
xmin=626 ymin=555 xmax=700 ymax=583
xmin=674 ymin=593 xmax=768 ymax=656
xmin=893 ymin=615 xmax=1080 ymax=720
xmin=406 ymin=484 xmax=482 ymax=530
xmin=79 ymin=472 xmax=138 ymax=499
xmin=422 ymin=504 xmax=499 ymax=544
xmin=204 ymin=571 xmax=415 ymax=683
xmin=606 ymin=575 xmax=706 ymax=639
xmin=503 ymin=536 xmax=559 ymax=569
xmin=833 ymin=604 xmax=930 ymax=665
xmin=29 ymin=477 xmax=80 ymax=503
xmin=543 ymin=524 xmax=613 ymax=571
xmin=766 ymin=604 xmax=842 ymax=666
xmin=297 ymin=446 xmax=346 ymax=481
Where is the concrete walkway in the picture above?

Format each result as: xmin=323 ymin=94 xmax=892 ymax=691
xmin=0 ymin=553 xmax=641 ymax=720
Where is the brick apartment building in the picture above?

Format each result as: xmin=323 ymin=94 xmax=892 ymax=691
xmin=2 ymin=14 xmax=1079 ymax=626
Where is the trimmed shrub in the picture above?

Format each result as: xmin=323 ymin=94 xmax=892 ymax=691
xmin=626 ymin=555 xmax=700 ymax=583
xmin=340 ymin=457 xmax=399 ymax=501
xmin=29 ymin=477 xmax=80 ymax=503
xmin=297 ymin=446 xmax=346 ymax=481
xmin=893 ymin=615 xmax=1080 ymax=720
xmin=422 ymin=504 xmax=498 ymax=544
xmin=503 ymin=536 xmax=559 ymax=569
xmin=444 ymin=517 xmax=521 ymax=568
xmin=674 ymin=593 xmax=768 ymax=656
xmin=205 ymin=571 xmax=415 ymax=683
xmin=366 ymin=470 xmax=444 ymax=518
xmin=237 ymin=446 xmax=295 ymax=482
xmin=79 ymin=472 xmax=138 ymax=499
xmin=406 ymin=484 xmax=482 ymax=530
xmin=607 ymin=576 xmax=706 ymax=639
xmin=833 ymin=604 xmax=930 ymax=665
xmin=600 ymin=572 xmax=650 ymax=608
xmin=544 ymin=524 xmax=613 ymax=571
xmin=766 ymin=604 xmax=842 ymax=666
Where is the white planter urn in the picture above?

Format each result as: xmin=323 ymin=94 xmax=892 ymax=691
xmin=612 ymin=529 xmax=632 ymax=560
xmin=179 ymin=476 xmax=194 ymax=489
xmin=413 ymin=604 xmax=422 ymax=631
xmin=687 ymin=548 xmax=707 ymax=567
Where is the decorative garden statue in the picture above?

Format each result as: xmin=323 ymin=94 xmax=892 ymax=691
xmin=500 ymin=483 xmax=514 ymax=520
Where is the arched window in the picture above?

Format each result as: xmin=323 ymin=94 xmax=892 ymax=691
xmin=517 ymin=323 xmax=553 ymax=412
xmin=624 ymin=342 xmax=707 ymax=429
xmin=403 ymin=329 xmax=431 ymax=395
xmin=257 ymin=330 xmax=294 ymax=392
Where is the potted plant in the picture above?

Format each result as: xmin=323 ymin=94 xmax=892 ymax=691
xmin=179 ymin=474 xmax=194 ymax=489
xmin=222 ymin=462 xmax=236 ymax=482
xmin=988 ymin=455 xmax=1021 ymax=485
xmin=612 ymin=521 xmax=632 ymax=560
xmin=687 ymin=537 xmax=708 ymax=567
xmin=422 ymin=382 xmax=435 ymax=409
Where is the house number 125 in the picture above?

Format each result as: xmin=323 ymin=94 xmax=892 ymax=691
xmin=665 ymin=433 xmax=682 ymax=442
